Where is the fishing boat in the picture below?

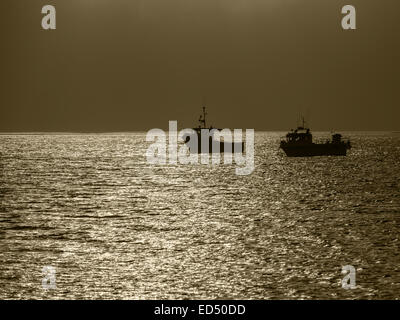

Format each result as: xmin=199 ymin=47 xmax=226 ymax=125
xmin=183 ymin=106 xmax=244 ymax=153
xmin=280 ymin=119 xmax=351 ymax=156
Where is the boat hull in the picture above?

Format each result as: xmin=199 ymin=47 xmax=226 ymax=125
xmin=280 ymin=144 xmax=349 ymax=157
xmin=185 ymin=140 xmax=244 ymax=154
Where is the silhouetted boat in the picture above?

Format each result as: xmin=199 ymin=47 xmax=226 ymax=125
xmin=183 ymin=106 xmax=244 ymax=153
xmin=280 ymin=119 xmax=351 ymax=157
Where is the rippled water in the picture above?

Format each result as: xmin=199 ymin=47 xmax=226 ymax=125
xmin=0 ymin=132 xmax=399 ymax=299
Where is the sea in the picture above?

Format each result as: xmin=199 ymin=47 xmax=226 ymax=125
xmin=0 ymin=132 xmax=399 ymax=299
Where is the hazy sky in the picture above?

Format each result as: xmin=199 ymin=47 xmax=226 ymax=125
xmin=1 ymin=0 xmax=399 ymax=131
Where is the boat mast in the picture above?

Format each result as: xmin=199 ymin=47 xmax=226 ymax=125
xmin=202 ymin=105 xmax=207 ymax=128
xmin=199 ymin=98 xmax=207 ymax=128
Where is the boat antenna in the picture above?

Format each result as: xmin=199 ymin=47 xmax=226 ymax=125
xmin=202 ymin=105 xmax=207 ymax=128
xmin=298 ymin=114 xmax=306 ymax=129
xmin=199 ymin=98 xmax=207 ymax=128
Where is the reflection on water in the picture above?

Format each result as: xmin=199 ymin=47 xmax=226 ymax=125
xmin=0 ymin=132 xmax=399 ymax=299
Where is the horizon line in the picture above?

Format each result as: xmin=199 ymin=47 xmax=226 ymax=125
xmin=1 ymin=130 xmax=399 ymax=135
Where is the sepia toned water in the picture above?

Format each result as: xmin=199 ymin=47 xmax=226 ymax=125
xmin=0 ymin=132 xmax=399 ymax=299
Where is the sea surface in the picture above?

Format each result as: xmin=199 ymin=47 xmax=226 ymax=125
xmin=0 ymin=132 xmax=399 ymax=299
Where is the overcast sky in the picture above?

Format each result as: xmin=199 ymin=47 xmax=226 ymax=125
xmin=1 ymin=0 xmax=399 ymax=131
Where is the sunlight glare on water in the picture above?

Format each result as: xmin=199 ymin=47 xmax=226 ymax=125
xmin=0 ymin=132 xmax=399 ymax=299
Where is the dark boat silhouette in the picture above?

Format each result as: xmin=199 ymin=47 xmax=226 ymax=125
xmin=183 ymin=106 xmax=244 ymax=153
xmin=280 ymin=119 xmax=351 ymax=157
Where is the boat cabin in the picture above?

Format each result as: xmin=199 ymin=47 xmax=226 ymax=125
xmin=285 ymin=127 xmax=313 ymax=144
